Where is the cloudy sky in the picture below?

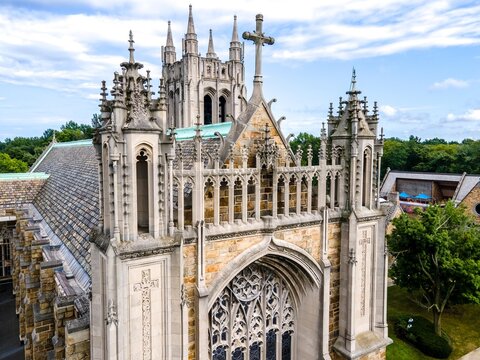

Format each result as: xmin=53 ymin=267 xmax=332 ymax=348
xmin=0 ymin=0 xmax=479 ymax=141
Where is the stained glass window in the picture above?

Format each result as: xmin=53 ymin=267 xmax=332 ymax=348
xmin=209 ymin=263 xmax=295 ymax=359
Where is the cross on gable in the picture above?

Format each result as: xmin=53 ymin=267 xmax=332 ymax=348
xmin=242 ymin=14 xmax=275 ymax=84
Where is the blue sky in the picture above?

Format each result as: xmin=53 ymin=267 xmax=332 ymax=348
xmin=0 ymin=0 xmax=479 ymax=141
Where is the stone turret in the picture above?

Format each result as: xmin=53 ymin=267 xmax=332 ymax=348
xmin=229 ymin=15 xmax=242 ymax=61
xmin=162 ymin=21 xmax=176 ymax=65
xmin=95 ymin=31 xmax=172 ymax=242
xmin=184 ymin=5 xmax=198 ymax=55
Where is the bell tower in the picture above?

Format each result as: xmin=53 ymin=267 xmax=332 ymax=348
xmin=162 ymin=6 xmax=247 ymax=128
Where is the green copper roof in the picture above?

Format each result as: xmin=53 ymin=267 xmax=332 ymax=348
xmin=170 ymin=122 xmax=232 ymax=141
xmin=53 ymin=139 xmax=93 ymax=147
xmin=0 ymin=172 xmax=49 ymax=181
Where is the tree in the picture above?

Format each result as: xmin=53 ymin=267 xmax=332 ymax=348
xmin=0 ymin=153 xmax=29 ymax=173
xmin=388 ymin=201 xmax=480 ymax=335
xmin=289 ymin=132 xmax=320 ymax=165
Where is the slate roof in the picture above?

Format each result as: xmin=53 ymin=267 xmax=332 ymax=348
xmin=33 ymin=141 xmax=99 ymax=277
xmin=30 ymin=131 xmax=225 ymax=278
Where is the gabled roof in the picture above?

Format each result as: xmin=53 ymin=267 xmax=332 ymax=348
xmin=380 ymin=170 xmax=480 ymax=203
xmin=32 ymin=141 xmax=99 ymax=277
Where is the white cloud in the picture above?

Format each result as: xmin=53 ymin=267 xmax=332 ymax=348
xmin=431 ymin=78 xmax=469 ymax=89
xmin=0 ymin=1 xmax=480 ymax=94
xmin=446 ymin=109 xmax=480 ymax=122
xmin=380 ymin=105 xmax=398 ymax=117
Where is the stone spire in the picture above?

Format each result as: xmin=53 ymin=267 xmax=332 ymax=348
xmin=206 ymin=29 xmax=217 ymax=58
xmin=229 ymin=15 xmax=242 ymax=61
xmin=163 ymin=21 xmax=176 ymax=64
xmin=184 ymin=4 xmax=198 ymax=55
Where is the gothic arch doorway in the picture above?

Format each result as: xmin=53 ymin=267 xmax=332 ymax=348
xmin=208 ymin=243 xmax=326 ymax=360
xmin=204 ymin=95 xmax=213 ymax=125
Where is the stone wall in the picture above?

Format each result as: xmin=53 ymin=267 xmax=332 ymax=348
xmin=183 ymin=219 xmax=347 ymax=359
xmin=460 ymin=183 xmax=480 ymax=222
xmin=11 ymin=209 xmax=90 ymax=360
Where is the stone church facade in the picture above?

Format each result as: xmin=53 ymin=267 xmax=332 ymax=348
xmin=2 ymin=8 xmax=392 ymax=360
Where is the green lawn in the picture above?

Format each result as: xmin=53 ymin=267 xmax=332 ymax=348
xmin=387 ymin=286 xmax=480 ymax=359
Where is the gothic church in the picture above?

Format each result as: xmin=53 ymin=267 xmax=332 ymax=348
xmin=0 ymin=7 xmax=392 ymax=360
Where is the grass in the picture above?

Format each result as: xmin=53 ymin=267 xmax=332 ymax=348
xmin=387 ymin=286 xmax=480 ymax=359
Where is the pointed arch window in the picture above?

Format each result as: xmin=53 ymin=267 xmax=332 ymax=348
xmin=210 ymin=263 xmax=295 ymax=360
xmin=219 ymin=96 xmax=227 ymax=122
xmin=362 ymin=148 xmax=372 ymax=208
xmin=204 ymin=95 xmax=213 ymax=125
xmin=136 ymin=148 xmax=150 ymax=233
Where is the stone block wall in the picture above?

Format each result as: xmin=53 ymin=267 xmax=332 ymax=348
xmin=183 ymin=218 xmax=346 ymax=359
xmin=11 ymin=209 xmax=91 ymax=360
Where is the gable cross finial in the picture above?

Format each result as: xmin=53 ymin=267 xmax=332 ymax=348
xmin=242 ymin=14 xmax=275 ymax=88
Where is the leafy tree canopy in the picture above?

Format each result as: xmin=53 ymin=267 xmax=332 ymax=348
xmin=0 ymin=153 xmax=29 ymax=173
xmin=388 ymin=201 xmax=480 ymax=335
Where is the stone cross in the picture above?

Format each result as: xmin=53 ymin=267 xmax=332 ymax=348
xmin=359 ymin=230 xmax=371 ymax=316
xmin=242 ymin=14 xmax=275 ymax=83
xmin=133 ymin=269 xmax=159 ymax=360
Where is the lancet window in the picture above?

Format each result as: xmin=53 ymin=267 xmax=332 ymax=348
xmin=136 ymin=147 xmax=150 ymax=232
xmin=204 ymin=95 xmax=213 ymax=125
xmin=209 ymin=263 xmax=295 ymax=360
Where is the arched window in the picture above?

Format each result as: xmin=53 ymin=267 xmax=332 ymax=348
xmin=219 ymin=96 xmax=227 ymax=122
xmin=362 ymin=148 xmax=372 ymax=208
xmin=209 ymin=263 xmax=295 ymax=360
xmin=136 ymin=148 xmax=149 ymax=232
xmin=204 ymin=95 xmax=213 ymax=125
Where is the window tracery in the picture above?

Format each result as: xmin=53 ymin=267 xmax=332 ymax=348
xmin=210 ymin=263 xmax=295 ymax=360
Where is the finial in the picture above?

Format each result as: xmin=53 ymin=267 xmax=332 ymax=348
xmin=100 ymin=80 xmax=107 ymax=102
xmin=373 ymin=101 xmax=378 ymax=117
xmin=146 ymin=70 xmax=152 ymax=102
xmin=328 ymin=102 xmax=333 ymax=117
xmin=232 ymin=15 xmax=239 ymax=42
xmin=166 ymin=21 xmax=174 ymax=47
xmin=338 ymin=96 xmax=343 ymax=115
xmin=321 ymin=122 xmax=326 ymax=138
xmin=363 ymin=96 xmax=368 ymax=112
xmin=206 ymin=29 xmax=217 ymax=58
xmin=347 ymin=67 xmax=361 ymax=96
xmin=351 ymin=67 xmax=356 ymax=89
xmin=380 ymin=127 xmax=385 ymax=142
xmin=187 ymin=4 xmax=195 ymax=34
xmin=128 ymin=30 xmax=135 ymax=64
xmin=52 ymin=130 xmax=57 ymax=143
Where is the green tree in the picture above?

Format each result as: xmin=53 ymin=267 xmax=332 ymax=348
xmin=388 ymin=201 xmax=480 ymax=335
xmin=0 ymin=153 xmax=29 ymax=173
xmin=289 ymin=132 xmax=320 ymax=165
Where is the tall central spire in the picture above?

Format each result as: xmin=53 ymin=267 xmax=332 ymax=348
xmin=184 ymin=4 xmax=198 ymax=55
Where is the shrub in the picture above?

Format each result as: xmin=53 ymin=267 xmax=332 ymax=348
xmin=394 ymin=315 xmax=452 ymax=358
